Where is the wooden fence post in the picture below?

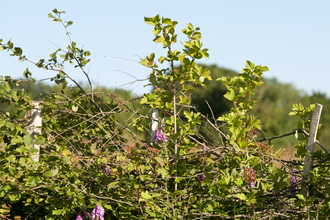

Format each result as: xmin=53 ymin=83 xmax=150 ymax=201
xmin=301 ymin=103 xmax=323 ymax=199
xmin=149 ymin=108 xmax=159 ymax=146
xmin=26 ymin=101 xmax=42 ymax=162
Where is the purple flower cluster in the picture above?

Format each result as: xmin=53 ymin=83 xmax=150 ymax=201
xmin=195 ymin=174 xmax=205 ymax=183
xmin=83 ymin=211 xmax=89 ymax=219
xmin=153 ymin=127 xmax=167 ymax=144
xmin=91 ymin=205 xmax=104 ymax=220
xmin=201 ymin=146 xmax=208 ymax=158
xmin=292 ymin=169 xmax=298 ymax=191
xmin=101 ymin=163 xmax=111 ymax=176
xmin=76 ymin=205 xmax=104 ymax=220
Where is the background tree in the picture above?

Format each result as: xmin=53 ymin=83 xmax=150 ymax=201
xmin=192 ymin=64 xmax=330 ymax=149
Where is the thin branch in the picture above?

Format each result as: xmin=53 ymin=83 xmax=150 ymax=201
xmin=0 ymin=108 xmax=19 ymax=124
xmin=102 ymin=55 xmax=139 ymax=63
xmin=258 ymin=129 xmax=330 ymax=156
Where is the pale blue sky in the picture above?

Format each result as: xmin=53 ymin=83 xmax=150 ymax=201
xmin=1 ymin=1 xmax=329 ymax=97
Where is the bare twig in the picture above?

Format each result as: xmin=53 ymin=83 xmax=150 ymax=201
xmin=258 ymin=129 xmax=330 ymax=156
xmin=102 ymin=55 xmax=139 ymax=63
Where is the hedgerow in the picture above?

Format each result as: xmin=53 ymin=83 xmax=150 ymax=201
xmin=1 ymin=9 xmax=330 ymax=220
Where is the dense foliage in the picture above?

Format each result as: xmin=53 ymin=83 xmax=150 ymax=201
xmin=1 ymin=9 xmax=330 ymax=219
xmin=192 ymin=65 xmax=330 ymax=149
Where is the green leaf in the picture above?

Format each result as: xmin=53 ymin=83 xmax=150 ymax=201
xmin=19 ymin=158 xmax=26 ymax=166
xmin=162 ymin=17 xmax=172 ymax=25
xmin=175 ymin=177 xmax=184 ymax=183
xmin=35 ymin=135 xmax=45 ymax=145
xmin=149 ymin=73 xmax=158 ymax=86
xmin=0 ymin=205 xmax=10 ymax=214
xmin=0 ymin=185 xmax=11 ymax=197
xmin=23 ymin=68 xmax=32 ymax=78
xmin=103 ymin=204 xmax=112 ymax=210
xmin=72 ymin=105 xmax=78 ymax=112
xmin=63 ymin=157 xmax=70 ymax=163
xmin=156 ymin=167 xmax=167 ymax=179
xmin=153 ymin=36 xmax=164 ymax=43
xmin=30 ymin=147 xmax=38 ymax=153
xmin=296 ymin=194 xmax=305 ymax=200
xmin=153 ymin=25 xmax=162 ymax=36
xmin=109 ymin=114 xmax=116 ymax=123
xmin=52 ymin=209 xmax=63 ymax=215
xmin=28 ymin=174 xmax=41 ymax=186
xmin=44 ymin=170 xmax=54 ymax=178
xmin=224 ymin=88 xmax=235 ymax=101
xmin=23 ymin=135 xmax=33 ymax=146
xmin=154 ymin=157 xmax=165 ymax=167
xmin=5 ymin=122 xmax=14 ymax=130
xmin=6 ymin=155 xmax=16 ymax=162
xmin=8 ymin=192 xmax=21 ymax=202
xmin=245 ymin=60 xmax=255 ymax=71
xmin=61 ymin=150 xmax=70 ymax=158
xmin=107 ymin=181 xmax=119 ymax=190
xmin=236 ymin=193 xmax=247 ymax=201
xmin=141 ymin=191 xmax=152 ymax=200
xmin=66 ymin=21 xmax=73 ymax=27
xmin=144 ymin=16 xmax=155 ymax=25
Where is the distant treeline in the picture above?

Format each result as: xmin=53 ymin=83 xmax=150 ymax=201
xmin=192 ymin=64 xmax=330 ymax=149
xmin=2 ymin=64 xmax=329 ymax=149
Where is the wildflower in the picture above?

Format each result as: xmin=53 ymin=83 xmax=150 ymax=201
xmin=104 ymin=168 xmax=111 ymax=175
xmin=292 ymin=169 xmax=298 ymax=190
xmin=91 ymin=205 xmax=104 ymax=220
xmin=83 ymin=210 xmax=89 ymax=219
xmin=76 ymin=214 xmax=83 ymax=220
xmin=201 ymin=146 xmax=208 ymax=158
xmin=153 ymin=127 xmax=167 ymax=144
xmin=195 ymin=174 xmax=205 ymax=183
xmin=102 ymin=164 xmax=111 ymax=176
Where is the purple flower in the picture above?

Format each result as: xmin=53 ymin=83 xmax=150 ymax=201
xmin=250 ymin=180 xmax=257 ymax=187
xmin=91 ymin=205 xmax=104 ymax=220
xmin=292 ymin=169 xmax=298 ymax=190
xmin=104 ymin=168 xmax=111 ymax=176
xmin=83 ymin=210 xmax=89 ymax=219
xmin=292 ymin=171 xmax=296 ymax=184
xmin=76 ymin=214 xmax=83 ymax=220
xmin=195 ymin=174 xmax=205 ymax=183
xmin=153 ymin=127 xmax=167 ymax=144
xmin=102 ymin=164 xmax=111 ymax=176
xmin=201 ymin=146 xmax=208 ymax=158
